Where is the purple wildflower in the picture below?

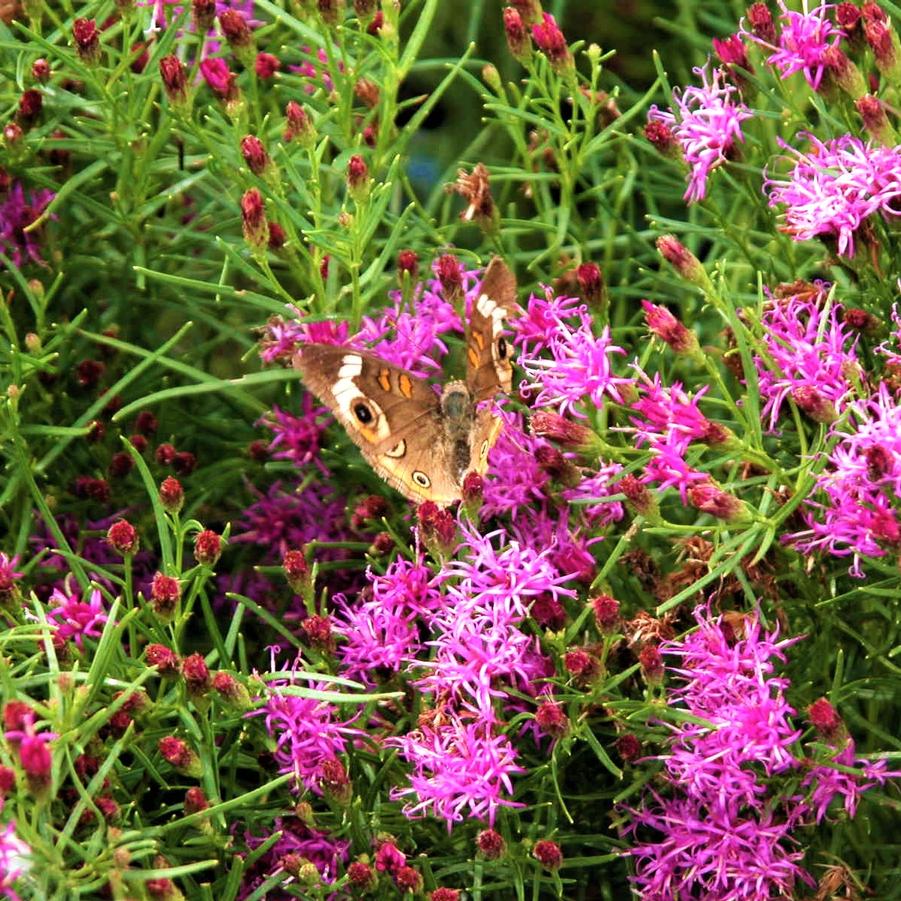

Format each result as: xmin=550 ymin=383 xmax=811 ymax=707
xmin=234 ymin=481 xmax=348 ymax=560
xmin=754 ymin=287 xmax=859 ymax=429
xmin=508 ymin=510 xmax=602 ymax=584
xmin=802 ymin=739 xmax=896 ymax=822
xmin=258 ymin=397 xmax=329 ymax=470
xmin=743 ymin=1 xmax=840 ymax=90
xmin=624 ymin=607 xmax=813 ymax=899
xmin=518 ymin=315 xmax=628 ymax=417
xmin=765 ymin=134 xmax=901 ymax=257
xmin=333 ymin=556 xmax=440 ymax=682
xmin=0 ymin=182 xmax=55 ymax=268
xmin=789 ymin=383 xmax=901 ymax=574
xmin=876 ymin=302 xmax=901 ymax=364
xmin=647 ymin=64 xmax=752 ymax=202
xmin=640 ymin=443 xmax=709 ymax=504
xmin=288 ymin=46 xmax=338 ymax=93
xmin=46 ymin=585 xmax=109 ymax=649
xmin=480 ymin=412 xmax=552 ymax=518
xmin=560 ymin=461 xmax=625 ymax=526
xmin=387 ymin=712 xmax=525 ymax=827
xmin=513 ymin=284 xmax=589 ymax=356
xmin=253 ymin=652 xmax=361 ymax=793
xmin=239 ymin=816 xmax=349 ymax=896
xmin=0 ymin=822 xmax=30 ymax=901
xmin=415 ymin=524 xmax=576 ymax=715
xmin=0 ymin=553 xmax=23 ymax=603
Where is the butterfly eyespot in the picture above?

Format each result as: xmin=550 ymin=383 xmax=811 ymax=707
xmin=497 ymin=336 xmax=508 ymax=359
xmin=412 ymin=471 xmax=431 ymax=488
xmin=353 ymin=402 xmax=374 ymax=424
xmin=480 ymin=440 xmax=489 ymax=459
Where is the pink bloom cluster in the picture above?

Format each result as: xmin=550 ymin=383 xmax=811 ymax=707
xmin=627 ymin=607 xmax=893 ymax=899
xmin=753 ymin=286 xmax=860 ymax=429
xmin=765 ymin=134 xmax=901 ymax=257
xmin=743 ymin=1 xmax=840 ymax=89
xmin=647 ymin=64 xmax=752 ymax=202
xmin=791 ymin=383 xmax=901 ymax=574
xmin=0 ymin=182 xmax=55 ymax=269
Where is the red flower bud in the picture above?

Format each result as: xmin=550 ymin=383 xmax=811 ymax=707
xmin=435 ymin=253 xmax=463 ymax=298
xmin=808 ymin=697 xmax=844 ymax=739
xmin=219 ymin=9 xmax=252 ymax=48
xmin=159 ymin=55 xmax=188 ymax=106
xmin=194 ymin=529 xmax=223 ymax=565
xmin=532 ymin=840 xmax=563 ymax=871
xmin=73 ymin=18 xmax=100 ymax=62
xmin=346 ymin=154 xmax=370 ymax=200
xmin=535 ymin=700 xmax=568 ymax=738
xmin=17 ymin=89 xmax=42 ymax=124
xmin=746 ymin=2 xmax=776 ymax=43
xmin=576 ymin=262 xmax=604 ymax=307
xmin=642 ymin=300 xmax=699 ymax=354
xmin=255 ymin=51 xmax=280 ymax=78
xmin=155 ymin=442 xmax=176 ymax=465
xmin=159 ymin=475 xmax=184 ymax=512
xmin=397 ymin=249 xmax=419 ymax=278
xmin=503 ymin=7 xmax=531 ymax=61
xmin=638 ymin=644 xmax=664 ymax=683
xmin=184 ymin=787 xmax=209 ymax=813
xmin=150 ymin=572 xmax=181 ymax=618
xmin=347 ymin=861 xmax=376 ymax=889
xmin=146 ymin=643 xmax=181 ymax=676
xmin=531 ymin=13 xmax=571 ymax=71
xmin=31 ymin=59 xmax=51 ymax=82
xmin=107 ymin=519 xmax=139 ymax=555
xmin=616 ymin=733 xmax=642 ymax=762
xmin=192 ymin=0 xmax=215 ymax=31
xmin=282 ymin=549 xmax=309 ymax=591
xmin=240 ymin=135 xmax=270 ymax=175
xmin=284 ymin=100 xmax=315 ymax=145
xmin=476 ymin=828 xmax=506 ymax=859
xmin=591 ymin=594 xmax=620 ymax=633
xmin=182 ymin=653 xmax=211 ymax=695
xmin=241 ymin=188 xmax=269 ymax=248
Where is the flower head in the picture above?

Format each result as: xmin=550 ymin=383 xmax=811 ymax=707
xmin=46 ymin=585 xmax=108 ymax=650
xmin=0 ymin=183 xmax=55 ymax=268
xmin=765 ymin=133 xmax=901 ymax=257
xmin=647 ymin=64 xmax=752 ymax=202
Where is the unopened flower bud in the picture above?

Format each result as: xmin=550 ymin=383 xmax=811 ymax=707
xmin=476 ymin=828 xmax=506 ymax=859
xmin=241 ymin=135 xmax=271 ymax=176
xmin=638 ymin=644 xmax=664 ymax=684
xmin=107 ymin=519 xmax=139 ymax=555
xmin=284 ymin=100 xmax=315 ymax=146
xmin=397 ymin=249 xmax=419 ymax=280
xmin=532 ymin=840 xmax=563 ymax=872
xmin=618 ymin=473 xmax=659 ymax=519
xmin=616 ymin=733 xmax=642 ymax=762
xmin=192 ymin=0 xmax=215 ymax=29
xmin=241 ymin=188 xmax=269 ymax=249
xmin=435 ymin=253 xmax=463 ymax=298
xmin=158 ymin=736 xmax=202 ymax=777
xmin=31 ymin=58 xmax=50 ymax=82
xmin=417 ymin=502 xmax=457 ymax=555
xmin=73 ymin=18 xmax=100 ymax=62
xmin=17 ymin=89 xmax=42 ymax=125
xmin=530 ymin=411 xmax=601 ymax=454
xmin=182 ymin=653 xmax=211 ymax=696
xmin=184 ymin=787 xmax=209 ymax=813
xmin=354 ymin=77 xmax=380 ymax=107
xmin=641 ymin=300 xmax=700 ymax=355
xmin=564 ymin=647 xmax=600 ymax=683
xmin=193 ymin=529 xmax=223 ymax=565
xmin=576 ymin=262 xmax=604 ymax=308
xmin=656 ymin=235 xmax=709 ymax=288
xmin=159 ymin=476 xmax=184 ymax=513
xmin=645 ymin=120 xmax=680 ymax=158
xmin=856 ymin=94 xmax=896 ymax=143
xmin=282 ymin=549 xmax=309 ymax=592
xmin=347 ymin=860 xmax=377 ymax=890
xmin=219 ymin=9 xmax=254 ymax=59
xmin=791 ymin=385 xmax=838 ymax=424
xmin=346 ymin=154 xmax=370 ymax=201
xmin=535 ymin=700 xmax=568 ymax=739
xmin=146 ymin=643 xmax=181 ymax=676
xmin=150 ymin=572 xmax=181 ymax=620
xmin=394 ymin=866 xmax=423 ymax=893
xmin=686 ymin=480 xmax=749 ymax=521
xmin=255 ymin=51 xmax=280 ymax=78
xmin=823 ymin=45 xmax=866 ymax=97
xmin=746 ymin=2 xmax=776 ymax=43
xmin=212 ymin=671 xmax=252 ymax=709
xmin=531 ymin=13 xmax=572 ymax=71
xmin=592 ymin=594 xmax=620 ymax=633
xmin=159 ymin=56 xmax=189 ymax=108
xmin=808 ymin=697 xmax=844 ymax=740
xmin=503 ymin=7 xmax=531 ymax=61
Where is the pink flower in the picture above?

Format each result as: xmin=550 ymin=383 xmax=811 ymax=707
xmin=765 ymin=133 xmax=901 ymax=257
xmin=753 ymin=287 xmax=859 ymax=429
xmin=252 ymin=652 xmax=360 ymax=793
xmin=0 ymin=821 xmax=30 ymax=901
xmin=258 ymin=397 xmax=329 ymax=469
xmin=0 ymin=182 xmax=55 ymax=268
xmin=518 ymin=316 xmax=628 ymax=417
xmin=46 ymin=586 xmax=108 ymax=649
xmin=743 ymin=1 xmax=840 ymax=90
xmin=199 ymin=57 xmax=235 ymax=97
xmin=387 ymin=713 xmax=525 ymax=827
xmin=647 ymin=64 xmax=752 ymax=202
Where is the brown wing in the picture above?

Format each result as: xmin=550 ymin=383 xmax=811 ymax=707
xmin=465 ymin=257 xmax=520 ymax=402
xmin=293 ymin=344 xmax=461 ymax=504
xmin=467 ymin=406 xmax=504 ymax=478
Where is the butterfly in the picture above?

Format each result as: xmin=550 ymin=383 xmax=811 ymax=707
xmin=293 ymin=257 xmax=519 ymax=505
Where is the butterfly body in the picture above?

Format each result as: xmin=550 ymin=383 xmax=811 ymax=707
xmin=294 ymin=258 xmax=518 ymax=504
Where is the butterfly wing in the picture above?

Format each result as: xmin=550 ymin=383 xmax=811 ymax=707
xmin=293 ymin=344 xmax=462 ymax=504
xmin=465 ymin=256 xmax=520 ymax=403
